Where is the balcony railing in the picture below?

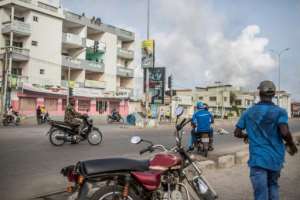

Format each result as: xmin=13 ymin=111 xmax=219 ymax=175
xmin=116 ymin=28 xmax=135 ymax=41
xmin=2 ymin=20 xmax=31 ymax=36
xmin=0 ymin=47 xmax=30 ymax=61
xmin=61 ymin=80 xmax=84 ymax=88
xmin=117 ymin=66 xmax=134 ymax=78
xmin=116 ymin=87 xmax=134 ymax=97
xmin=62 ymin=33 xmax=84 ymax=47
xmin=84 ymin=80 xmax=106 ymax=89
xmin=117 ymin=48 xmax=134 ymax=59
xmin=82 ymin=59 xmax=104 ymax=72
xmin=62 ymin=55 xmax=105 ymax=72
xmin=85 ymin=39 xmax=106 ymax=52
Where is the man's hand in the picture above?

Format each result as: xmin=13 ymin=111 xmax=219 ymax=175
xmin=286 ymin=142 xmax=298 ymax=156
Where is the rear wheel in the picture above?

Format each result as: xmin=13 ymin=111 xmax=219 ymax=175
xmin=90 ymin=186 xmax=140 ymax=200
xmin=87 ymin=128 xmax=103 ymax=145
xmin=49 ymin=129 xmax=65 ymax=146
xmin=2 ymin=119 xmax=8 ymax=126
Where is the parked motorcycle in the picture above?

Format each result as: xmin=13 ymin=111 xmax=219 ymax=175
xmin=47 ymin=115 xmax=103 ymax=146
xmin=107 ymin=113 xmax=124 ymax=123
xmin=61 ymin=107 xmax=217 ymax=200
xmin=2 ymin=111 xmax=20 ymax=126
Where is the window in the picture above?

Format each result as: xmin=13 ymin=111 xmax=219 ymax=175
xmin=198 ymin=96 xmax=203 ymax=100
xmin=209 ymin=96 xmax=217 ymax=101
xmin=32 ymin=41 xmax=38 ymax=46
xmin=235 ymin=100 xmax=242 ymax=105
xmin=224 ymin=97 xmax=228 ymax=102
xmin=12 ymin=68 xmax=22 ymax=76
xmin=40 ymin=69 xmax=45 ymax=75
xmin=33 ymin=16 xmax=38 ymax=22
xmin=96 ymin=101 xmax=108 ymax=114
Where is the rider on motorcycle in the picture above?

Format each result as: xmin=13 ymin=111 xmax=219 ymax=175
xmin=6 ymin=106 xmax=16 ymax=121
xmin=64 ymin=97 xmax=85 ymax=138
xmin=111 ymin=108 xmax=120 ymax=120
xmin=188 ymin=101 xmax=214 ymax=151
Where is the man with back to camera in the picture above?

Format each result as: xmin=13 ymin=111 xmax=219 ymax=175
xmin=234 ymin=80 xmax=298 ymax=200
xmin=188 ymin=101 xmax=214 ymax=151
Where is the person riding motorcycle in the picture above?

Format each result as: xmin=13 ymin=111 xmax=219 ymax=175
xmin=64 ymin=98 xmax=85 ymax=139
xmin=111 ymin=108 xmax=120 ymax=120
xmin=188 ymin=101 xmax=214 ymax=151
xmin=6 ymin=106 xmax=17 ymax=122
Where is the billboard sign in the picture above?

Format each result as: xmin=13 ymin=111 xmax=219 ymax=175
xmin=145 ymin=67 xmax=165 ymax=104
xmin=141 ymin=40 xmax=155 ymax=68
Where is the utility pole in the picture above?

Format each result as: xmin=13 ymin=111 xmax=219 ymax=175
xmin=215 ymin=81 xmax=221 ymax=117
xmin=270 ymin=48 xmax=290 ymax=106
xmin=2 ymin=6 xmax=14 ymax=114
xmin=145 ymin=0 xmax=151 ymax=118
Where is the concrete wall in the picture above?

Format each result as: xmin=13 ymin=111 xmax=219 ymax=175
xmin=27 ymin=10 xmax=62 ymax=86
xmin=102 ymin=32 xmax=117 ymax=92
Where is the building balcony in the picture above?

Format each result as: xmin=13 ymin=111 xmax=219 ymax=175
xmin=84 ymin=80 xmax=106 ymax=89
xmin=0 ymin=75 xmax=29 ymax=88
xmin=116 ymin=87 xmax=133 ymax=98
xmin=2 ymin=20 xmax=31 ymax=37
xmin=62 ymin=55 xmax=104 ymax=72
xmin=61 ymin=80 xmax=84 ymax=88
xmin=0 ymin=47 xmax=30 ymax=61
xmin=116 ymin=28 xmax=135 ymax=42
xmin=82 ymin=59 xmax=104 ymax=72
xmin=117 ymin=48 xmax=134 ymax=60
xmin=62 ymin=33 xmax=84 ymax=48
xmin=116 ymin=66 xmax=134 ymax=78
xmin=85 ymin=39 xmax=106 ymax=52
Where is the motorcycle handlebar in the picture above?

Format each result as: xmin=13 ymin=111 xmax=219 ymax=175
xmin=139 ymin=146 xmax=153 ymax=155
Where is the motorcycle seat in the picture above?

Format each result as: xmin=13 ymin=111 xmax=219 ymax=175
xmin=49 ymin=120 xmax=76 ymax=129
xmin=80 ymin=158 xmax=149 ymax=176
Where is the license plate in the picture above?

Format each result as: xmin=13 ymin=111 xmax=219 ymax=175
xmin=201 ymin=138 xmax=209 ymax=143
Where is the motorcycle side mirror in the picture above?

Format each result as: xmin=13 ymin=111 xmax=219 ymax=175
xmin=130 ymin=136 xmax=142 ymax=144
xmin=175 ymin=107 xmax=184 ymax=118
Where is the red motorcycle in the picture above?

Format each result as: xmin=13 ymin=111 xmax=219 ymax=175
xmin=61 ymin=107 xmax=217 ymax=200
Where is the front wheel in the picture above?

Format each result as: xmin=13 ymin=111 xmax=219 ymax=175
xmin=90 ymin=186 xmax=139 ymax=200
xmin=87 ymin=128 xmax=103 ymax=145
xmin=49 ymin=129 xmax=65 ymax=146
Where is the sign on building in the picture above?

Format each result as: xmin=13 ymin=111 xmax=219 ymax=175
xmin=141 ymin=40 xmax=155 ymax=68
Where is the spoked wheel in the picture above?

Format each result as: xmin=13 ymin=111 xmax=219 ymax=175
xmin=87 ymin=128 xmax=103 ymax=145
xmin=49 ymin=129 xmax=65 ymax=146
xmin=2 ymin=119 xmax=8 ymax=126
xmin=90 ymin=186 xmax=139 ymax=200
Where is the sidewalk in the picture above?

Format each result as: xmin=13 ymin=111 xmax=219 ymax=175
xmin=205 ymin=153 xmax=300 ymax=200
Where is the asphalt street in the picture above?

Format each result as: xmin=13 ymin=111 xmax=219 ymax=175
xmin=0 ymin=119 xmax=299 ymax=200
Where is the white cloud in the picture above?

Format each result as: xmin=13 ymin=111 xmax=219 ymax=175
xmin=152 ymin=0 xmax=275 ymax=89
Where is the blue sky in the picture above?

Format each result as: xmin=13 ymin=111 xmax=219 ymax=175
xmin=61 ymin=0 xmax=300 ymax=100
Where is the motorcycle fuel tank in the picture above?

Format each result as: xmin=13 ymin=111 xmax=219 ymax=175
xmin=149 ymin=153 xmax=182 ymax=171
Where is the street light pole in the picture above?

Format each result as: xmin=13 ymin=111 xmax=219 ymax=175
xmin=270 ymin=48 xmax=290 ymax=106
xmin=215 ymin=81 xmax=221 ymax=117
xmin=145 ymin=0 xmax=151 ymax=118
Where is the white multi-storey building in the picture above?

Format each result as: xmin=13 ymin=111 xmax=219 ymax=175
xmin=0 ymin=0 xmax=137 ymax=116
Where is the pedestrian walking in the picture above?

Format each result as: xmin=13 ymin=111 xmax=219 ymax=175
xmin=234 ymin=80 xmax=298 ymax=200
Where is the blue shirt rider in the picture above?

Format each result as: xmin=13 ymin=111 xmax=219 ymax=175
xmin=188 ymin=101 xmax=214 ymax=151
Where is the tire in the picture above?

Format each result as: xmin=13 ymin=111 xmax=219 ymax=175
xmin=15 ymin=117 xmax=20 ymax=126
xmin=90 ymin=185 xmax=140 ymax=200
xmin=203 ymin=143 xmax=209 ymax=157
xmin=106 ymin=116 xmax=112 ymax=124
xmin=49 ymin=129 xmax=65 ymax=146
xmin=87 ymin=128 xmax=103 ymax=145
xmin=2 ymin=119 xmax=8 ymax=126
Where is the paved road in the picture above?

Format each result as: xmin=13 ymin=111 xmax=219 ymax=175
xmin=0 ymin=119 xmax=299 ymax=200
